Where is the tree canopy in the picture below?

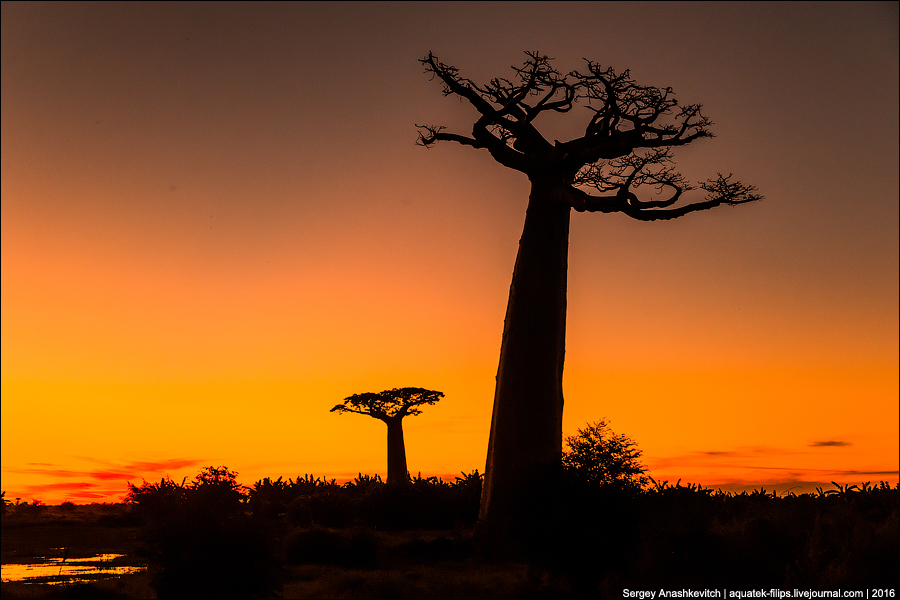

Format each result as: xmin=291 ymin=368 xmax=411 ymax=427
xmin=330 ymin=387 xmax=444 ymax=421
xmin=417 ymin=51 xmax=761 ymax=219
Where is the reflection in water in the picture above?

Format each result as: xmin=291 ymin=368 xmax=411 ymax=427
xmin=1 ymin=553 xmax=146 ymax=585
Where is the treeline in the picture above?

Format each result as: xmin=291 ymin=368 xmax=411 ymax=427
xmin=591 ymin=478 xmax=899 ymax=592
xmin=126 ymin=469 xmax=483 ymax=531
xmin=3 ymin=472 xmax=896 ymax=597
xmin=117 ymin=467 xmax=900 ymax=597
xmin=121 ymin=468 xmax=484 ymax=598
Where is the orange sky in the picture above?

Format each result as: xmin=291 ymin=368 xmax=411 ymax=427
xmin=2 ymin=2 xmax=898 ymax=504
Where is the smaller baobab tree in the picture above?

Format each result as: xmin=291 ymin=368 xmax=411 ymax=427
xmin=331 ymin=387 xmax=444 ymax=485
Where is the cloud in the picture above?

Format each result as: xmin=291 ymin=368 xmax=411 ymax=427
xmin=645 ymin=443 xmax=898 ymax=496
xmin=89 ymin=470 xmax=140 ymax=481
xmin=2 ymin=457 xmax=208 ymax=503
xmin=833 ymin=469 xmax=899 ymax=477
xmin=9 ymin=457 xmax=206 ymax=479
xmin=20 ymin=481 xmax=99 ymax=491
xmin=650 ymin=446 xmax=798 ymax=470
xmin=130 ymin=458 xmax=208 ymax=472
xmin=10 ymin=481 xmax=123 ymax=503
xmin=73 ymin=457 xmax=206 ymax=472
xmin=6 ymin=467 xmax=92 ymax=478
xmin=6 ymin=464 xmax=198 ymax=482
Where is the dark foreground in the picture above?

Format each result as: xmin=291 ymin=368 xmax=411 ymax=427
xmin=2 ymin=477 xmax=898 ymax=598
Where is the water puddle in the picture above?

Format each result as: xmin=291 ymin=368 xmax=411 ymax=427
xmin=1 ymin=550 xmax=146 ymax=585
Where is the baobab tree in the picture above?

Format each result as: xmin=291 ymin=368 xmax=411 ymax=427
xmin=417 ymin=51 xmax=761 ymax=553
xmin=330 ymin=387 xmax=443 ymax=485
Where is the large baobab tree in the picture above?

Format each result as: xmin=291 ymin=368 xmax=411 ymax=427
xmin=417 ymin=51 xmax=761 ymax=553
xmin=330 ymin=387 xmax=443 ymax=485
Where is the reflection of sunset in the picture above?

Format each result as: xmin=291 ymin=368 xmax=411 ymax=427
xmin=1 ymin=554 xmax=146 ymax=585
xmin=2 ymin=3 xmax=897 ymax=504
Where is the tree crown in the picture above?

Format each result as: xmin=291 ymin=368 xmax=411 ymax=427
xmin=331 ymin=387 xmax=444 ymax=421
xmin=417 ymin=51 xmax=761 ymax=220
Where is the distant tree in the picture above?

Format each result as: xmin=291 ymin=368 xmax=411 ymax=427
xmin=331 ymin=387 xmax=444 ymax=485
xmin=417 ymin=50 xmax=760 ymax=553
xmin=563 ymin=419 xmax=648 ymax=489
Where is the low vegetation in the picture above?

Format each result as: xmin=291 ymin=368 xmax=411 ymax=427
xmin=2 ymin=425 xmax=897 ymax=598
xmin=3 ymin=475 xmax=896 ymax=598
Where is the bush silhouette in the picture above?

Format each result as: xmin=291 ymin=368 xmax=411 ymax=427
xmin=118 ymin=466 xmax=896 ymax=593
xmin=562 ymin=418 xmax=648 ymax=490
xmin=247 ymin=471 xmax=482 ymax=531
xmin=127 ymin=466 xmax=281 ymax=599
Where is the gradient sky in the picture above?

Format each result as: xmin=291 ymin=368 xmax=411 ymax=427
xmin=2 ymin=1 xmax=898 ymax=504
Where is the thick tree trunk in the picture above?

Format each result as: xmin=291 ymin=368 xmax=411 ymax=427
xmin=385 ymin=416 xmax=409 ymax=485
xmin=477 ymin=179 xmax=570 ymax=555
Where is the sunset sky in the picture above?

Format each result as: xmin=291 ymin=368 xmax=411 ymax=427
xmin=2 ymin=2 xmax=897 ymax=504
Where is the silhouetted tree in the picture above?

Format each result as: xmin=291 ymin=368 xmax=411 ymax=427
xmin=417 ymin=51 xmax=761 ymax=554
xmin=331 ymin=387 xmax=444 ymax=485
xmin=563 ymin=419 xmax=648 ymax=489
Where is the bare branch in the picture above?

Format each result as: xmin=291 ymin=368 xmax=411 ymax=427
xmin=699 ymin=173 xmax=763 ymax=205
xmin=418 ymin=51 xmax=586 ymax=171
xmin=415 ymin=124 xmax=484 ymax=149
xmin=568 ymin=187 xmax=629 ymax=213
xmin=570 ymin=149 xmax=760 ymax=219
xmin=420 ymin=52 xmax=497 ymax=118
xmin=575 ymin=148 xmax=687 ymax=193
xmin=572 ymin=171 xmax=761 ymax=220
xmin=621 ymin=193 xmax=759 ymax=221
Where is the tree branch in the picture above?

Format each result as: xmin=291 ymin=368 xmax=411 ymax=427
xmin=421 ymin=52 xmax=497 ymax=118
xmin=416 ymin=124 xmax=484 ymax=149
xmin=571 ymin=173 xmax=761 ymax=220
xmin=418 ymin=51 xmax=761 ymax=215
xmin=418 ymin=51 xmax=582 ymax=173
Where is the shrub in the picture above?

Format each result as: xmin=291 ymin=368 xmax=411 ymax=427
xmin=562 ymin=418 xmax=648 ymax=489
xmin=127 ymin=466 xmax=281 ymax=599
